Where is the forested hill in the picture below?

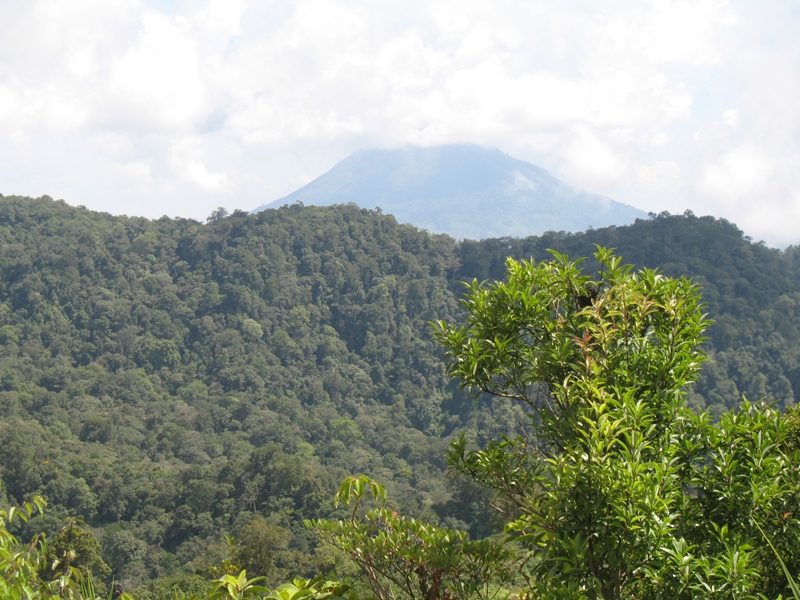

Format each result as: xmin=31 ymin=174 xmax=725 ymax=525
xmin=455 ymin=212 xmax=800 ymax=415
xmin=0 ymin=195 xmax=798 ymax=594
xmin=0 ymin=196 xmax=514 ymax=593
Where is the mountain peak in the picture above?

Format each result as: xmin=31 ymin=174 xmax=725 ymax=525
xmin=253 ymin=144 xmax=646 ymax=239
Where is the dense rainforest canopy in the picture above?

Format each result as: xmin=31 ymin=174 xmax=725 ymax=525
xmin=0 ymin=195 xmax=798 ymax=596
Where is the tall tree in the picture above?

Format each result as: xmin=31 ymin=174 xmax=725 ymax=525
xmin=434 ymin=248 xmax=799 ymax=598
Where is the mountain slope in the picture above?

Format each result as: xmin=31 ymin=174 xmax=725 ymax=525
xmin=252 ymin=144 xmax=646 ymax=239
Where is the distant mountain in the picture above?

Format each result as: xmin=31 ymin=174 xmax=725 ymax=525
xmin=252 ymin=144 xmax=647 ymax=239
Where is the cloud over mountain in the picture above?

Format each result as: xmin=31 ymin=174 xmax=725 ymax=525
xmin=0 ymin=1 xmax=797 ymax=245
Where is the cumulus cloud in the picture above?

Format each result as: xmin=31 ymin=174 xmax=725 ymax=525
xmin=169 ymin=137 xmax=233 ymax=194
xmin=104 ymin=11 xmax=207 ymax=130
xmin=698 ymin=144 xmax=775 ymax=200
xmin=0 ymin=0 xmax=797 ymax=244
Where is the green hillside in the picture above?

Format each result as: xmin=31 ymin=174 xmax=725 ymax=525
xmin=455 ymin=211 xmax=800 ymax=416
xmin=0 ymin=197 xmax=513 ymax=592
xmin=0 ymin=196 xmax=797 ymax=594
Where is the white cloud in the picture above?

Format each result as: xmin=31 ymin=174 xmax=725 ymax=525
xmin=104 ymin=11 xmax=207 ymax=130
xmin=169 ymin=137 xmax=233 ymax=194
xmin=634 ymin=161 xmax=683 ymax=192
xmin=67 ymin=46 xmax=97 ymax=78
xmin=559 ymin=125 xmax=628 ymax=187
xmin=0 ymin=83 xmax=22 ymax=128
xmin=0 ymin=0 xmax=797 ymax=245
xmin=608 ymin=0 xmax=735 ymax=67
xmin=111 ymin=160 xmax=154 ymax=193
xmin=698 ymin=144 xmax=775 ymax=200
xmin=722 ymin=109 xmax=739 ymax=127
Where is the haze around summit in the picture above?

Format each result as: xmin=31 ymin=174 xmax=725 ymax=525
xmin=254 ymin=145 xmax=647 ymax=240
xmin=0 ymin=1 xmax=798 ymax=245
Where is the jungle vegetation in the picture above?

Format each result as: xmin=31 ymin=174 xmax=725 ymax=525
xmin=0 ymin=195 xmax=798 ymax=597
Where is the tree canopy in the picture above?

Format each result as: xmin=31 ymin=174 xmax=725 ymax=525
xmin=435 ymin=249 xmax=800 ymax=598
xmin=0 ymin=197 xmax=799 ymax=595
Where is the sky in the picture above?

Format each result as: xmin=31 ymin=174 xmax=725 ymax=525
xmin=0 ymin=1 xmax=798 ymax=246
